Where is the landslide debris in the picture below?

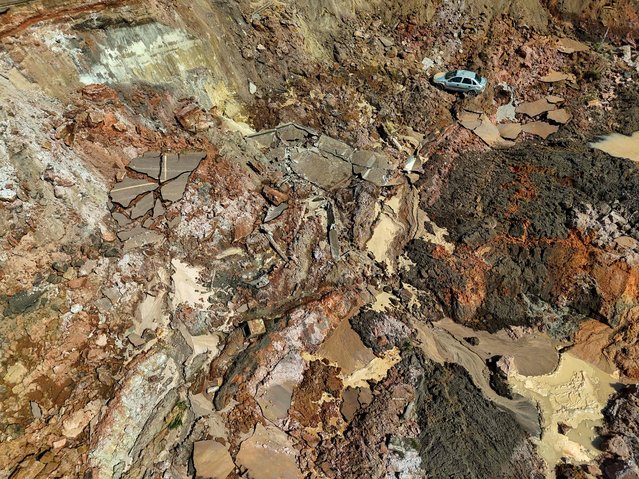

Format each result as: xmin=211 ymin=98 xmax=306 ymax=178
xmin=1 ymin=0 xmax=639 ymax=478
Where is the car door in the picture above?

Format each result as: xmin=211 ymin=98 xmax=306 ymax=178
xmin=447 ymin=76 xmax=463 ymax=90
xmin=461 ymin=78 xmax=474 ymax=91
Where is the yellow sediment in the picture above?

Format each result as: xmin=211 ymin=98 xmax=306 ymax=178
xmin=591 ymin=131 xmax=639 ymax=163
xmin=509 ymin=353 xmax=620 ymax=475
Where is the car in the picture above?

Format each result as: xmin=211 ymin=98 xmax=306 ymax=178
xmin=432 ymin=69 xmax=487 ymax=93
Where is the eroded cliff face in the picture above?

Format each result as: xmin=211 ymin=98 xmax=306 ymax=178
xmin=0 ymin=0 xmax=638 ymax=478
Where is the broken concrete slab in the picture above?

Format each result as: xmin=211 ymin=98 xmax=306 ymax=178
xmin=152 ymin=199 xmax=165 ymax=218
xmin=236 ymin=424 xmax=302 ymax=479
xmin=458 ymin=110 xmax=482 ymax=130
xmin=522 ymin=122 xmax=560 ymax=139
xmin=276 ymin=123 xmax=317 ymax=143
xmin=496 ymin=103 xmax=517 ymax=123
xmin=351 ymin=150 xmax=390 ymax=170
xmin=193 ymin=440 xmax=235 ymax=479
xmin=516 ymin=99 xmax=557 ymax=117
xmin=160 ymin=151 xmax=205 ymax=182
xmin=540 ymin=70 xmax=576 ymax=83
xmin=130 ymin=192 xmax=155 ymax=219
xmin=257 ymin=383 xmax=294 ymax=422
xmin=112 ymin=211 xmax=131 ymax=227
xmin=358 ymin=167 xmax=400 ymax=187
xmin=264 ymin=203 xmax=288 ymax=223
xmin=117 ymin=225 xmax=147 ymax=242
xmin=498 ymin=123 xmax=522 ymax=140
xmin=403 ymin=155 xmax=424 ymax=173
xmin=547 ymin=108 xmax=572 ymax=124
xmin=317 ymin=135 xmax=354 ymax=160
xmin=556 ymin=37 xmax=590 ymax=54
xmin=341 ymin=386 xmax=360 ymax=421
xmin=247 ymin=129 xmax=277 ymax=149
xmin=472 ymin=116 xmax=516 ymax=148
xmin=127 ymin=152 xmax=161 ymax=179
xmin=110 ymin=177 xmax=158 ymax=208
xmin=289 ymin=148 xmax=352 ymax=190
xmin=161 ymin=172 xmax=190 ymax=202
xmin=546 ymin=95 xmax=565 ymax=104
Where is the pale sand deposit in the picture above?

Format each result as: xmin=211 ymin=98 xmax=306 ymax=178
xmin=509 ymin=353 xmax=620 ymax=475
xmin=591 ymin=131 xmax=639 ymax=162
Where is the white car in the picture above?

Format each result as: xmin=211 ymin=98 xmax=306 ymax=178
xmin=433 ymin=70 xmax=487 ymax=93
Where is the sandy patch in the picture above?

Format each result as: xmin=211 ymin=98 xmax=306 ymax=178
xmin=591 ymin=131 xmax=639 ymax=163
xmin=509 ymin=353 xmax=620 ymax=474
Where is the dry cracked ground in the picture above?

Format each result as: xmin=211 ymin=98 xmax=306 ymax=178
xmin=1 ymin=1 xmax=639 ymax=478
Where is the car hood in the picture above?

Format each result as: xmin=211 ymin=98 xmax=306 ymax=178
xmin=433 ymin=71 xmax=446 ymax=81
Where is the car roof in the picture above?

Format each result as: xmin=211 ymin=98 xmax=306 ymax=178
xmin=454 ymin=70 xmax=479 ymax=78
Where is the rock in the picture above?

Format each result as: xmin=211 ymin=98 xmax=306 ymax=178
xmin=317 ymin=135 xmax=354 ymax=160
xmin=127 ymin=333 xmax=146 ymax=347
xmin=112 ymin=211 xmax=131 ymax=227
xmin=422 ymin=57 xmax=435 ymax=70
xmin=0 ymin=188 xmax=17 ymax=202
xmin=341 ymin=386 xmax=360 ymax=421
xmin=67 ymin=277 xmax=87 ymax=289
xmin=53 ymin=438 xmax=67 ymax=449
xmin=62 ymin=399 xmax=101 ymax=438
xmin=4 ymin=289 xmax=45 ymax=316
xmin=379 ymin=36 xmax=394 ymax=47
xmin=249 ymin=81 xmax=257 ymax=95
xmin=193 ymin=440 xmax=235 ymax=479
xmin=112 ymin=121 xmax=127 ymax=132
xmin=616 ymin=236 xmax=639 ymax=249
xmin=242 ymin=319 xmax=266 ymax=339
xmin=458 ymin=110 xmax=482 ymax=130
xmin=175 ymin=103 xmax=204 ymax=131
xmin=4 ymin=362 xmax=28 ymax=384
xmin=262 ymin=186 xmax=288 ymax=205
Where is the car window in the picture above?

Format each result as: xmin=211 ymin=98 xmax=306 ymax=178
xmin=445 ymin=71 xmax=457 ymax=80
xmin=462 ymin=78 xmax=473 ymax=84
xmin=450 ymin=77 xmax=462 ymax=83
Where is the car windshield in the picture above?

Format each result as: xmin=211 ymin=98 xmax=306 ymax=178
xmin=474 ymin=73 xmax=482 ymax=82
xmin=445 ymin=71 xmax=457 ymax=80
